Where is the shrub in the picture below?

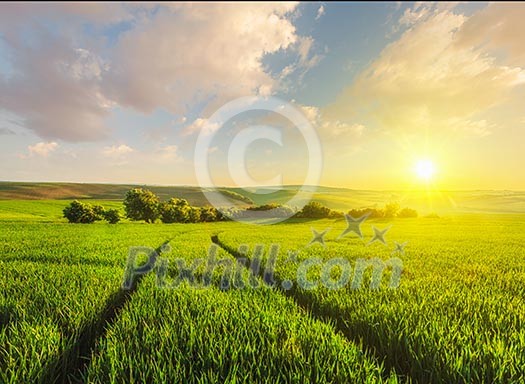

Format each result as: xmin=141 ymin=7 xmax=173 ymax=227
xmin=235 ymin=204 xmax=296 ymax=219
xmin=199 ymin=206 xmax=217 ymax=222
xmin=348 ymin=208 xmax=383 ymax=219
xmin=214 ymin=208 xmax=229 ymax=221
xmin=384 ymin=202 xmax=400 ymax=218
xmin=124 ymin=189 xmax=161 ymax=223
xmin=398 ymin=207 xmax=418 ymax=218
xmin=188 ymin=207 xmax=201 ymax=223
xmin=246 ymin=203 xmax=282 ymax=211
xmin=93 ymin=205 xmax=106 ymax=217
xmin=160 ymin=198 xmax=191 ymax=223
xmin=348 ymin=205 xmax=419 ymax=219
xmin=270 ymin=205 xmax=296 ymax=218
xmin=103 ymin=209 xmax=121 ymax=224
xmin=329 ymin=210 xmax=344 ymax=219
xmin=297 ymin=202 xmax=332 ymax=218
xmin=63 ymin=200 xmax=102 ymax=224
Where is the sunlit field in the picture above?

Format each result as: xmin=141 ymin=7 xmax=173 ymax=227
xmin=2 ymin=2 xmax=525 ymax=383
xmin=1 ymin=200 xmax=523 ymax=383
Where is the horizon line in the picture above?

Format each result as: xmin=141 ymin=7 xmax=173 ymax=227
xmin=0 ymin=180 xmax=524 ymax=193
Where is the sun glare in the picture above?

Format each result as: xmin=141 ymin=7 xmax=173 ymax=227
xmin=415 ymin=159 xmax=436 ymax=181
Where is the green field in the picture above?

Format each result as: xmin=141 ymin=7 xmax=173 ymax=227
xmin=1 ymin=194 xmax=524 ymax=383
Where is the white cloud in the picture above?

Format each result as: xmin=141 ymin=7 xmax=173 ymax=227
xmin=0 ymin=37 xmax=112 ymax=141
xmin=398 ymin=2 xmax=433 ymax=27
xmin=323 ymin=122 xmax=365 ymax=137
xmin=62 ymin=48 xmax=109 ymax=81
xmin=27 ymin=141 xmax=59 ymax=157
xmin=455 ymin=3 xmax=525 ymax=67
xmin=183 ymin=118 xmax=221 ymax=137
xmin=103 ymin=144 xmax=134 ymax=157
xmin=279 ymin=36 xmax=324 ymax=86
xmin=300 ymin=105 xmax=321 ymax=122
xmin=297 ymin=37 xmax=322 ymax=70
xmin=104 ymin=3 xmax=303 ymax=115
xmin=315 ymin=5 xmax=325 ymax=21
xmin=299 ymin=104 xmax=364 ymax=139
xmin=0 ymin=3 xmax=131 ymax=30
xmin=389 ymin=2 xmax=459 ymax=38
xmin=172 ymin=116 xmax=187 ymax=125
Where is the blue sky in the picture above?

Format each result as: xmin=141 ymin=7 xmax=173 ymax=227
xmin=0 ymin=2 xmax=523 ymax=189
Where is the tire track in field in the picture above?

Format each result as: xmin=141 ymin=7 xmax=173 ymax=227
xmin=211 ymin=234 xmax=410 ymax=383
xmin=38 ymin=240 xmax=170 ymax=383
xmin=37 ymin=233 xmax=190 ymax=384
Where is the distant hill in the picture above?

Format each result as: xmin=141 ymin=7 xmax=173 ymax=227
xmin=227 ymin=186 xmax=525 ymax=214
xmin=0 ymin=181 xmax=524 ymax=214
xmin=0 ymin=182 xmax=251 ymax=207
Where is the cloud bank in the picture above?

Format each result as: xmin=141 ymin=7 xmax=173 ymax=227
xmin=0 ymin=3 xmax=313 ymax=142
xmin=327 ymin=4 xmax=525 ymax=138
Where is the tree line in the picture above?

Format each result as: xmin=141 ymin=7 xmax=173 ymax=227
xmin=294 ymin=201 xmax=418 ymax=219
xmin=63 ymin=188 xmax=228 ymax=224
xmin=63 ymin=188 xmax=418 ymax=224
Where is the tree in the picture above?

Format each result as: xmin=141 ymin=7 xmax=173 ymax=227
xmin=93 ymin=205 xmax=106 ymax=217
xmin=63 ymin=200 xmax=101 ymax=224
xmin=397 ymin=207 xmax=418 ymax=218
xmin=103 ymin=209 xmax=122 ymax=224
xmin=160 ymin=198 xmax=190 ymax=223
xmin=298 ymin=201 xmax=332 ymax=218
xmin=199 ymin=206 xmax=217 ymax=222
xmin=241 ymin=204 xmax=296 ymax=219
xmin=328 ymin=209 xmax=344 ymax=219
xmin=348 ymin=208 xmax=383 ymax=219
xmin=124 ymin=189 xmax=160 ymax=223
xmin=214 ymin=207 xmax=229 ymax=221
xmin=188 ymin=206 xmax=201 ymax=223
xmin=384 ymin=202 xmax=400 ymax=218
xmin=246 ymin=203 xmax=282 ymax=211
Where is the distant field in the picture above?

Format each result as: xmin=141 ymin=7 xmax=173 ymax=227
xmin=0 ymin=182 xmax=215 ymax=205
xmin=1 ymin=181 xmax=525 ymax=214
xmin=0 ymin=200 xmax=123 ymax=222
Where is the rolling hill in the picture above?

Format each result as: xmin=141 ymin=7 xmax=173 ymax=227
xmin=0 ymin=181 xmax=524 ymax=214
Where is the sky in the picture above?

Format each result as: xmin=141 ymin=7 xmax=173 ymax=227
xmin=0 ymin=2 xmax=524 ymax=190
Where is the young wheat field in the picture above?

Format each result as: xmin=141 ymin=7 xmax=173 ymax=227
xmin=1 ymin=200 xmax=523 ymax=383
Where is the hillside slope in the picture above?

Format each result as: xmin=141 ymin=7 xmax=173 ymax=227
xmin=1 ymin=182 xmax=524 ymax=214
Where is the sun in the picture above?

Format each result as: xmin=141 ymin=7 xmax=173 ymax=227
xmin=415 ymin=159 xmax=436 ymax=181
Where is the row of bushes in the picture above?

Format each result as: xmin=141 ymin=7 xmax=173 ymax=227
xmin=123 ymin=189 xmax=228 ymax=223
xmin=63 ymin=190 xmax=227 ymax=224
xmin=294 ymin=202 xmax=341 ymax=219
xmin=63 ymin=201 xmax=121 ymax=224
xmin=63 ymin=188 xmax=418 ymax=224
xmin=295 ymin=201 xmax=418 ymax=219
xmin=348 ymin=203 xmax=418 ymax=219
